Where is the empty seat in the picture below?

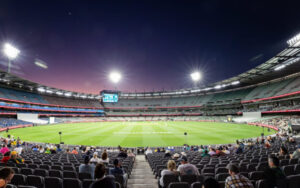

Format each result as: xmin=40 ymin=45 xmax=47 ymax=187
xmin=215 ymin=173 xmax=229 ymax=181
xmin=78 ymin=172 xmax=92 ymax=180
xmin=82 ymin=179 xmax=94 ymax=188
xmin=180 ymin=174 xmax=198 ymax=185
xmin=283 ymin=165 xmax=295 ymax=176
xmin=287 ymin=174 xmax=300 ymax=188
xmin=27 ymin=175 xmax=44 ymax=188
xmin=215 ymin=167 xmax=227 ymax=174
xmin=162 ymin=174 xmax=179 ymax=188
xmin=191 ymin=182 xmax=202 ymax=188
xmin=34 ymin=169 xmax=48 ymax=177
xmin=11 ymin=174 xmax=26 ymax=186
xmin=114 ymin=174 xmax=126 ymax=188
xmin=249 ymin=171 xmax=264 ymax=180
xmin=201 ymin=168 xmax=214 ymax=174
xmin=63 ymin=171 xmax=78 ymax=178
xmin=63 ymin=166 xmax=75 ymax=171
xmin=294 ymin=164 xmax=300 ymax=174
xmin=5 ymin=184 xmax=17 ymax=188
xmin=39 ymin=164 xmax=50 ymax=170
xmin=63 ymin=178 xmax=82 ymax=188
xmin=289 ymin=158 xmax=298 ymax=165
xmin=28 ymin=164 xmax=39 ymax=169
xmin=280 ymin=159 xmax=289 ymax=166
xmin=45 ymin=177 xmax=63 ymax=188
xmin=51 ymin=165 xmax=63 ymax=171
xmin=16 ymin=164 xmax=27 ymax=168
xmin=48 ymin=170 xmax=63 ymax=178
xmin=168 ymin=182 xmax=189 ymax=188
xmin=20 ymin=168 xmax=33 ymax=176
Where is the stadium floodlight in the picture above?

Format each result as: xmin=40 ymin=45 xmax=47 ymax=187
xmin=109 ymin=71 xmax=121 ymax=83
xmin=3 ymin=43 xmax=20 ymax=60
xmin=56 ymin=91 xmax=63 ymax=95
xmin=3 ymin=43 xmax=20 ymax=73
xmin=274 ymin=64 xmax=286 ymax=71
xmin=231 ymin=81 xmax=240 ymax=85
xmin=190 ymin=71 xmax=201 ymax=82
xmin=37 ymin=88 xmax=46 ymax=93
xmin=64 ymin=92 xmax=72 ymax=97
xmin=214 ymin=85 xmax=222 ymax=89
xmin=287 ymin=33 xmax=300 ymax=46
xmin=46 ymin=90 xmax=53 ymax=94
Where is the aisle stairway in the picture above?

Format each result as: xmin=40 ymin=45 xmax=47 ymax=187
xmin=127 ymin=155 xmax=158 ymax=188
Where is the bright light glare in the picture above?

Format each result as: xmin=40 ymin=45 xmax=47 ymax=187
xmin=3 ymin=43 xmax=20 ymax=60
xmin=109 ymin=72 xmax=121 ymax=83
xmin=190 ymin=71 xmax=201 ymax=82
xmin=287 ymin=33 xmax=300 ymax=46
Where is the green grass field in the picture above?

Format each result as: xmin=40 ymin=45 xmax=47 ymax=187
xmin=0 ymin=121 xmax=276 ymax=147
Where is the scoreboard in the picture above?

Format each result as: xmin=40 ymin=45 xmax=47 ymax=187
xmin=100 ymin=90 xmax=119 ymax=103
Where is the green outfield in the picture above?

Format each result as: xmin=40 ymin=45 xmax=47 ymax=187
xmin=0 ymin=121 xmax=276 ymax=147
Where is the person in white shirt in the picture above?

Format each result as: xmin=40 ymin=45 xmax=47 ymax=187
xmin=145 ymin=148 xmax=153 ymax=155
xmin=90 ymin=152 xmax=101 ymax=163
xmin=177 ymin=156 xmax=199 ymax=175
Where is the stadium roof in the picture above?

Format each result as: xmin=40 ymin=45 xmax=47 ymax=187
xmin=0 ymin=33 xmax=299 ymax=98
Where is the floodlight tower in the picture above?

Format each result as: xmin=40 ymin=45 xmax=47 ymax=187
xmin=2 ymin=43 xmax=20 ymax=73
xmin=190 ymin=71 xmax=202 ymax=87
xmin=109 ymin=71 xmax=122 ymax=90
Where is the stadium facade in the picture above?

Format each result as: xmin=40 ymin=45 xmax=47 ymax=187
xmin=0 ymin=34 xmax=299 ymax=127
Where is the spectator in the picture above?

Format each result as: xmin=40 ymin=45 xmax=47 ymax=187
xmin=8 ymin=151 xmax=23 ymax=164
xmin=263 ymin=156 xmax=286 ymax=187
xmin=208 ymin=147 xmax=216 ymax=156
xmin=1 ymin=152 xmax=10 ymax=164
xmin=278 ymin=145 xmax=288 ymax=157
xmin=90 ymin=152 xmax=101 ymax=163
xmin=201 ymin=150 xmax=210 ymax=158
xmin=127 ymin=150 xmax=135 ymax=157
xmin=177 ymin=156 xmax=199 ymax=175
xmin=225 ymin=164 xmax=253 ymax=188
xmin=90 ymin=163 xmax=116 ymax=188
xmin=79 ymin=156 xmax=95 ymax=179
xmin=38 ymin=146 xmax=44 ymax=153
xmin=109 ymin=159 xmax=127 ymax=187
xmin=202 ymin=177 xmax=219 ymax=188
xmin=0 ymin=168 xmax=14 ymax=188
xmin=290 ymin=145 xmax=300 ymax=159
xmin=0 ymin=145 xmax=9 ymax=155
xmin=117 ymin=149 xmax=127 ymax=158
xmin=145 ymin=147 xmax=153 ymax=155
xmin=159 ymin=160 xmax=178 ymax=187
xmin=71 ymin=148 xmax=78 ymax=154
xmin=99 ymin=151 xmax=109 ymax=163
xmin=164 ymin=150 xmax=171 ymax=158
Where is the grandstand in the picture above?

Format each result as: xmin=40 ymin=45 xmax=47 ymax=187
xmin=0 ymin=31 xmax=299 ymax=188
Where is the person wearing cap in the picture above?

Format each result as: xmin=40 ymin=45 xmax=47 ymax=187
xmin=79 ymin=155 xmax=95 ymax=179
xmin=177 ymin=156 xmax=199 ymax=175
xmin=109 ymin=159 xmax=128 ymax=187
xmin=225 ymin=164 xmax=253 ymax=188
xmin=290 ymin=145 xmax=300 ymax=159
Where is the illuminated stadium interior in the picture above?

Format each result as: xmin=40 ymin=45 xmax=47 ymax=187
xmin=1 ymin=1 xmax=300 ymax=188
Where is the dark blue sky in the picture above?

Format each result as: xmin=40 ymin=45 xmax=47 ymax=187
xmin=0 ymin=0 xmax=300 ymax=94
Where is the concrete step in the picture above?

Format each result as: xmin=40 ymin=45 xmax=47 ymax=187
xmin=127 ymin=184 xmax=157 ymax=188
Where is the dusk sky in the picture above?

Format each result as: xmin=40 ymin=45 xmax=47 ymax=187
xmin=0 ymin=0 xmax=300 ymax=94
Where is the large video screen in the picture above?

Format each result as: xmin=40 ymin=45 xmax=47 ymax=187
xmin=102 ymin=93 xmax=119 ymax=103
